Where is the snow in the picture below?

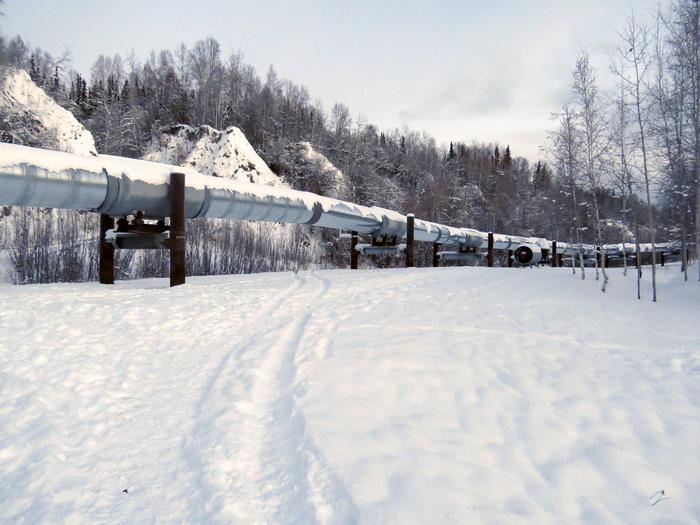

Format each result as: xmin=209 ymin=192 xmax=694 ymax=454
xmin=144 ymin=125 xmax=281 ymax=186
xmin=0 ymin=264 xmax=698 ymax=523
xmin=0 ymin=68 xmax=97 ymax=157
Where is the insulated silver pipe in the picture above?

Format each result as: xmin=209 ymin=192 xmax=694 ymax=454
xmin=0 ymin=143 xmax=675 ymax=255
xmin=0 ymin=144 xmax=474 ymax=245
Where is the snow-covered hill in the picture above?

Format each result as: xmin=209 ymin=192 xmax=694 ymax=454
xmin=144 ymin=124 xmax=281 ymax=185
xmin=0 ymin=68 xmax=96 ymax=156
xmin=0 ymin=265 xmax=698 ymax=523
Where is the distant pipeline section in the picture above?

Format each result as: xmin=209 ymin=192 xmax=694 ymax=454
xmin=0 ymin=143 xmax=675 ymax=264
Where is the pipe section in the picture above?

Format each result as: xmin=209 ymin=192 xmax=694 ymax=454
xmin=513 ymin=244 xmax=542 ymax=266
xmin=0 ymin=144 xmax=679 ymax=256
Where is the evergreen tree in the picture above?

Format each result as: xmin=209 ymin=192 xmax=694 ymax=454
xmin=503 ymin=145 xmax=512 ymax=169
xmin=52 ymin=66 xmax=59 ymax=91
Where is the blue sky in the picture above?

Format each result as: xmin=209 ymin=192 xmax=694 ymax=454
xmin=3 ymin=0 xmax=663 ymax=160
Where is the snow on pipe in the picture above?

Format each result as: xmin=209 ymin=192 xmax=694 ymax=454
xmin=0 ymin=143 xmax=480 ymax=245
xmin=0 ymin=143 xmax=673 ymax=256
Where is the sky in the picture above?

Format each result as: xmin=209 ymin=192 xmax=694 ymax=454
xmin=2 ymin=0 xmax=665 ymax=161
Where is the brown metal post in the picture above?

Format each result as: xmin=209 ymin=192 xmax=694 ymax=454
xmin=507 ymin=249 xmax=513 ymax=267
xmin=350 ymin=231 xmax=359 ymax=269
xmin=169 ymin=172 xmax=186 ymax=287
xmin=99 ymin=214 xmax=115 ymax=284
xmin=487 ymin=232 xmax=494 ymax=267
xmin=432 ymin=242 xmax=439 ymax=267
xmin=406 ymin=214 xmax=415 ymax=268
xmin=551 ymin=241 xmax=557 ymax=267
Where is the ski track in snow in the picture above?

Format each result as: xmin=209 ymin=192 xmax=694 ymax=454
xmin=183 ymin=272 xmax=357 ymax=524
xmin=0 ymin=265 xmax=698 ymax=524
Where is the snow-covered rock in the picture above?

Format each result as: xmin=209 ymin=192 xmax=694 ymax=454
xmin=295 ymin=141 xmax=347 ymax=199
xmin=0 ymin=67 xmax=96 ymax=156
xmin=144 ymin=124 xmax=281 ymax=185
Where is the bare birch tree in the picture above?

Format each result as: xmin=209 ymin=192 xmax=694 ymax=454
xmin=549 ymin=105 xmax=586 ymax=278
xmin=655 ymin=6 xmax=693 ymax=282
xmin=572 ymin=51 xmax=611 ymax=290
xmin=612 ymin=11 xmax=659 ymax=301
xmin=608 ymin=72 xmax=640 ymax=288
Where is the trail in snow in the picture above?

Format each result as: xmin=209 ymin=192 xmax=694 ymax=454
xmin=184 ymin=272 xmax=356 ymax=524
xmin=0 ymin=264 xmax=698 ymax=524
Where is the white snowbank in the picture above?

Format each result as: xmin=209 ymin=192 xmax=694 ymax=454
xmin=0 ymin=68 xmax=97 ymax=156
xmin=0 ymin=265 xmax=697 ymax=523
xmin=144 ymin=125 xmax=281 ymax=186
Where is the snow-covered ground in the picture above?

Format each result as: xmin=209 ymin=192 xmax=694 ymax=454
xmin=0 ymin=264 xmax=698 ymax=524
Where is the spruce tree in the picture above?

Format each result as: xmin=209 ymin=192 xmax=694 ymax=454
xmin=503 ymin=145 xmax=512 ymax=169
xmin=52 ymin=66 xmax=59 ymax=91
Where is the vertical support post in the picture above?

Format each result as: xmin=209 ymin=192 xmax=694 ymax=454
xmin=660 ymin=252 xmax=665 ymax=266
xmin=432 ymin=242 xmax=439 ymax=267
xmin=487 ymin=232 xmax=494 ymax=267
xmin=507 ymin=249 xmax=513 ymax=267
xmin=99 ymin=214 xmax=115 ymax=284
xmin=551 ymin=241 xmax=557 ymax=268
xmin=406 ymin=214 xmax=415 ymax=268
xmin=350 ymin=231 xmax=359 ymax=269
xmin=596 ymin=246 xmax=602 ymax=267
xmin=169 ymin=172 xmax=186 ymax=287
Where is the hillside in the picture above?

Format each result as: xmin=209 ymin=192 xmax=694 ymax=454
xmin=1 ymin=265 xmax=697 ymax=523
xmin=0 ymin=68 xmax=96 ymax=156
xmin=295 ymin=142 xmax=348 ymax=199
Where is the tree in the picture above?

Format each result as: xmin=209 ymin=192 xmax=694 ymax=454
xmin=548 ymin=105 xmax=586 ymax=278
xmin=612 ymin=11 xmax=659 ymax=301
xmin=502 ymin=145 xmax=512 ymax=169
xmin=654 ymin=5 xmax=693 ymax=281
xmin=572 ymin=50 xmax=610 ymax=290
xmin=608 ymin=68 xmax=639 ymax=287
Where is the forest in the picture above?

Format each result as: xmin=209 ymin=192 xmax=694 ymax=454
xmin=0 ymin=0 xmax=698 ymax=287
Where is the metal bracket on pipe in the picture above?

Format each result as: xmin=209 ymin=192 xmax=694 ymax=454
xmin=438 ymin=251 xmax=483 ymax=262
xmin=106 ymin=229 xmax=170 ymax=250
xmin=355 ymin=243 xmax=406 ymax=256
xmin=104 ymin=213 xmax=171 ymax=249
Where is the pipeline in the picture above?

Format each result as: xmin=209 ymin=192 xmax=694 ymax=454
xmin=0 ymin=143 xmax=676 ymax=261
